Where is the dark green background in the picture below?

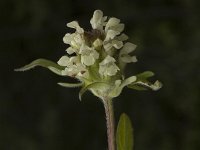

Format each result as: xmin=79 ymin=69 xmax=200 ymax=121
xmin=1 ymin=0 xmax=200 ymax=150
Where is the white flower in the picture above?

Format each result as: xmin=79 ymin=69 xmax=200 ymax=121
xmin=63 ymin=33 xmax=85 ymax=52
xmin=115 ymin=33 xmax=128 ymax=41
xmin=99 ymin=55 xmax=119 ymax=76
xmin=79 ymin=44 xmax=99 ymax=66
xmin=90 ymin=10 xmax=107 ymax=30
xmin=71 ymin=33 xmax=85 ymax=49
xmin=57 ymin=56 xmax=70 ymax=66
xmin=58 ymin=56 xmax=87 ymax=77
xmin=104 ymin=30 xmax=120 ymax=41
xmin=105 ymin=17 xmax=124 ymax=33
xmin=102 ymin=19 xmax=126 ymax=52
xmin=63 ymin=21 xmax=86 ymax=55
xmin=104 ymin=40 xmax=123 ymax=52
xmin=120 ymin=42 xmax=137 ymax=63
xmin=67 ymin=21 xmax=84 ymax=34
xmin=104 ymin=17 xmax=124 ymax=42
xmin=63 ymin=33 xmax=75 ymax=45
xmin=57 ymin=55 xmax=73 ymax=67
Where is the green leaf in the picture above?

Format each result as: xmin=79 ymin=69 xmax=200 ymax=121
xmin=128 ymin=80 xmax=162 ymax=91
xmin=79 ymin=82 xmax=109 ymax=101
xmin=120 ymin=76 xmax=137 ymax=88
xmin=116 ymin=113 xmax=134 ymax=150
xmin=136 ymin=71 xmax=154 ymax=80
xmin=14 ymin=59 xmax=65 ymax=76
xmin=127 ymin=84 xmax=147 ymax=91
xmin=58 ymin=82 xmax=83 ymax=88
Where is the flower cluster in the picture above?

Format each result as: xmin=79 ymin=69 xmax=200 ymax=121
xmin=16 ymin=10 xmax=162 ymax=100
xmin=58 ymin=10 xmax=137 ymax=80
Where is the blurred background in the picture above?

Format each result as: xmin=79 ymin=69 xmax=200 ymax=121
xmin=0 ymin=0 xmax=200 ymax=150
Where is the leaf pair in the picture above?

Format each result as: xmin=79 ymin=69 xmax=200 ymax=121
xmin=15 ymin=59 xmax=162 ymax=102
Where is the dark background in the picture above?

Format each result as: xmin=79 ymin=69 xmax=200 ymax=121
xmin=1 ymin=0 xmax=200 ymax=150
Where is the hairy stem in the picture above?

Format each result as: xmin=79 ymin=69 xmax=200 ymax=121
xmin=102 ymin=97 xmax=115 ymax=150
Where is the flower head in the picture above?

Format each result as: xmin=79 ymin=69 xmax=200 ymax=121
xmin=16 ymin=10 xmax=162 ymax=100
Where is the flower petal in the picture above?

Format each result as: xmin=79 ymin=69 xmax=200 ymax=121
xmin=99 ymin=55 xmax=119 ymax=76
xmin=57 ymin=56 xmax=70 ymax=66
xmin=99 ymin=55 xmax=116 ymax=65
xmin=90 ymin=10 xmax=105 ymax=30
xmin=105 ymin=30 xmax=120 ymax=41
xmin=121 ymin=42 xmax=137 ymax=54
xmin=103 ymin=42 xmax=113 ymax=51
xmin=107 ymin=18 xmax=120 ymax=26
xmin=121 ymin=55 xmax=137 ymax=63
xmin=105 ymin=17 xmax=124 ymax=33
xmin=66 ymin=47 xmax=76 ymax=54
xmin=63 ymin=33 xmax=74 ymax=45
xmin=115 ymin=34 xmax=129 ymax=41
xmin=105 ymin=17 xmax=120 ymax=31
xmin=74 ymin=34 xmax=84 ymax=46
xmin=112 ymin=40 xmax=123 ymax=49
xmin=111 ymin=23 xmax=124 ymax=33
xmin=67 ymin=21 xmax=84 ymax=33
xmin=81 ymin=55 xmax=95 ymax=66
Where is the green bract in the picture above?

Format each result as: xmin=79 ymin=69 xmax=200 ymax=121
xmin=15 ymin=10 xmax=162 ymax=100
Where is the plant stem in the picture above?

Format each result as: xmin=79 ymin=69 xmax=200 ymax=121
xmin=103 ymin=97 xmax=115 ymax=150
